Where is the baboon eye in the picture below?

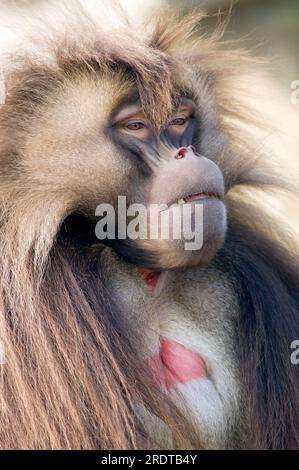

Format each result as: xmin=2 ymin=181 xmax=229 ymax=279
xmin=126 ymin=121 xmax=146 ymax=131
xmin=118 ymin=117 xmax=151 ymax=140
xmin=169 ymin=116 xmax=188 ymax=127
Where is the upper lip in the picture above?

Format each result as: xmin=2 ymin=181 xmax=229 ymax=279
xmin=183 ymin=192 xmax=221 ymax=202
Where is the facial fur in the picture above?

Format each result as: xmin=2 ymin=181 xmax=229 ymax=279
xmin=6 ymin=63 xmax=229 ymax=271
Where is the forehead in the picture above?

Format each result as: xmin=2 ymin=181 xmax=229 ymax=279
xmin=29 ymin=70 xmax=137 ymax=138
xmin=112 ymin=93 xmax=195 ymax=121
xmin=30 ymin=72 xmax=195 ymax=139
xmin=9 ymin=57 xmax=199 ymax=149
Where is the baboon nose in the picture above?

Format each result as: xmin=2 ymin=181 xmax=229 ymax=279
xmin=175 ymin=147 xmax=188 ymax=159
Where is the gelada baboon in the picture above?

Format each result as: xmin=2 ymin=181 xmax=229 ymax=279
xmin=0 ymin=0 xmax=298 ymax=450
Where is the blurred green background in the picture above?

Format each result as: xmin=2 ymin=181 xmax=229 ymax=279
xmin=170 ymin=0 xmax=299 ymax=88
xmin=5 ymin=0 xmax=299 ymax=87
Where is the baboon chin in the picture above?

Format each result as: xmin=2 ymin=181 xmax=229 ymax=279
xmin=0 ymin=0 xmax=299 ymax=450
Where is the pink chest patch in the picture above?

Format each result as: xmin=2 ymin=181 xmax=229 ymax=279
xmin=140 ymin=270 xmax=161 ymax=291
xmin=148 ymin=339 xmax=208 ymax=394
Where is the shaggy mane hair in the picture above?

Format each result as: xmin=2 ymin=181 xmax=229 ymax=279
xmin=0 ymin=0 xmax=298 ymax=449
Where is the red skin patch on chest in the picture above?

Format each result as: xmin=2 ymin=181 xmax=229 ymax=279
xmin=141 ymin=271 xmax=161 ymax=291
xmin=148 ymin=339 xmax=208 ymax=394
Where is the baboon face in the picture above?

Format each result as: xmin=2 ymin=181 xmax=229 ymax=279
xmin=20 ymin=67 xmax=226 ymax=270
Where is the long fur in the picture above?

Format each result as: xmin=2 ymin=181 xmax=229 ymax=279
xmin=0 ymin=0 xmax=298 ymax=449
xmin=221 ymin=222 xmax=299 ymax=449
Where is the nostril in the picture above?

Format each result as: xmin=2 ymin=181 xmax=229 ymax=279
xmin=175 ymin=147 xmax=188 ymax=159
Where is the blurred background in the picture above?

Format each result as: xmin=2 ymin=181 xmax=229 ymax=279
xmin=171 ymin=0 xmax=299 ymax=89
xmin=4 ymin=0 xmax=299 ymax=84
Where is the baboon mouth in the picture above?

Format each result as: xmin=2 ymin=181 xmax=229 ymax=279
xmin=183 ymin=192 xmax=221 ymax=202
xmin=166 ymin=191 xmax=222 ymax=209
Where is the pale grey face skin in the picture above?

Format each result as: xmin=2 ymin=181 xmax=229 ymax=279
xmin=100 ymin=247 xmax=245 ymax=449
